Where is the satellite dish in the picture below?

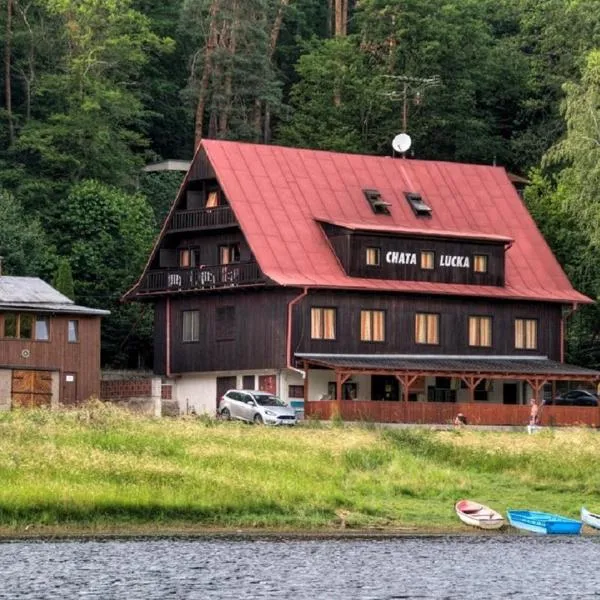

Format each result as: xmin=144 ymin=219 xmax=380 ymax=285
xmin=392 ymin=133 xmax=412 ymax=154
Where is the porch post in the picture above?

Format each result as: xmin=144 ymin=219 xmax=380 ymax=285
xmin=303 ymin=361 xmax=309 ymax=405
xmin=460 ymin=376 xmax=484 ymax=403
xmin=396 ymin=374 xmax=419 ymax=403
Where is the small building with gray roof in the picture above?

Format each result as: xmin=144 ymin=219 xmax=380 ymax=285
xmin=0 ymin=276 xmax=109 ymax=409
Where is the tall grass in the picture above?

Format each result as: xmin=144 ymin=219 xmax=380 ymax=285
xmin=0 ymin=404 xmax=599 ymax=534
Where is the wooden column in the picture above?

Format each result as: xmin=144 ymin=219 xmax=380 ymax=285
xmin=525 ymin=378 xmax=548 ymax=401
xmin=396 ymin=374 xmax=419 ymax=403
xmin=303 ymin=360 xmax=309 ymax=405
xmin=460 ymin=376 xmax=484 ymax=403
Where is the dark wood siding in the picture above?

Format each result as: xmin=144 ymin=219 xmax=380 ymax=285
xmin=319 ymin=223 xmax=506 ymax=286
xmin=349 ymin=234 xmax=505 ymax=286
xmin=164 ymin=289 xmax=298 ymax=374
xmin=149 ymin=230 xmax=250 ymax=270
xmin=291 ymin=291 xmax=562 ymax=360
xmin=188 ymin=148 xmax=216 ymax=181
xmin=153 ymin=301 xmax=167 ymax=375
xmin=0 ymin=313 xmax=102 ymax=402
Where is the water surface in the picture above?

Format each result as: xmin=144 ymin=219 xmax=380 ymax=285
xmin=1 ymin=536 xmax=598 ymax=599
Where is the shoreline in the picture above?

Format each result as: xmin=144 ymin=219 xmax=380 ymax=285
xmin=0 ymin=524 xmax=597 ymax=541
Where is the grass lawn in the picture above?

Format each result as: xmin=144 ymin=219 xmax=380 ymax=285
xmin=1 ymin=402 xmax=599 ymax=536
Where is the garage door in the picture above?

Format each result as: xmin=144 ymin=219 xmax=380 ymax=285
xmin=12 ymin=370 xmax=52 ymax=408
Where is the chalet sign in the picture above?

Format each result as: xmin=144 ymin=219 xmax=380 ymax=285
xmin=385 ymin=251 xmax=470 ymax=269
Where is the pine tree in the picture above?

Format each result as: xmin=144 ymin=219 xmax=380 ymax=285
xmin=53 ymin=258 xmax=75 ymax=300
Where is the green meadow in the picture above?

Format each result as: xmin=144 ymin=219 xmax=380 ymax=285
xmin=0 ymin=402 xmax=599 ymax=536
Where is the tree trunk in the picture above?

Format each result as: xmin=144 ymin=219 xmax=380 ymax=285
xmin=194 ymin=0 xmax=221 ymax=147
xmin=5 ymin=0 xmax=14 ymax=144
xmin=269 ymin=0 xmax=290 ymax=58
xmin=219 ymin=0 xmax=238 ymax=136
xmin=334 ymin=0 xmax=343 ymax=37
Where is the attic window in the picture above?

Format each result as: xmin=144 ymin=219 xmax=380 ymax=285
xmin=405 ymin=192 xmax=432 ymax=217
xmin=363 ymin=189 xmax=391 ymax=215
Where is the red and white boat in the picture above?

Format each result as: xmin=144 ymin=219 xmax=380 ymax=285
xmin=455 ymin=500 xmax=505 ymax=530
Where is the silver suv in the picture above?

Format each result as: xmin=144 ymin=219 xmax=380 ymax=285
xmin=218 ymin=390 xmax=297 ymax=425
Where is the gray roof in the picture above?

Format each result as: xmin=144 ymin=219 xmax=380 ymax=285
xmin=296 ymin=354 xmax=600 ymax=378
xmin=0 ymin=277 xmax=109 ymax=316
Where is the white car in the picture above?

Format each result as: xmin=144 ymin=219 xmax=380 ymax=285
xmin=218 ymin=390 xmax=297 ymax=425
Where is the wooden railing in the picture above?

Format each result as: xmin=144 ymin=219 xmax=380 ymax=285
xmin=139 ymin=262 xmax=264 ymax=294
xmin=305 ymin=400 xmax=600 ymax=427
xmin=168 ymin=206 xmax=237 ymax=231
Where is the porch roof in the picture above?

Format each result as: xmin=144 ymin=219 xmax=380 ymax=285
xmin=296 ymin=354 xmax=600 ymax=381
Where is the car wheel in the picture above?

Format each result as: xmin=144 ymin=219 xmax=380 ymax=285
xmin=253 ymin=413 xmax=263 ymax=425
xmin=220 ymin=408 xmax=231 ymax=421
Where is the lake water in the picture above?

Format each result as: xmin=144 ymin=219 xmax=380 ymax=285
xmin=1 ymin=535 xmax=598 ymax=599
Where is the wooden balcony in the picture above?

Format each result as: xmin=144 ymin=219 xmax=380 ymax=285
xmin=305 ymin=400 xmax=600 ymax=427
xmin=138 ymin=262 xmax=264 ymax=294
xmin=168 ymin=206 xmax=237 ymax=232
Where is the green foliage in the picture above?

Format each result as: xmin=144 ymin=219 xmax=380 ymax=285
xmin=57 ymin=180 xmax=155 ymax=366
xmin=52 ymin=258 xmax=75 ymax=300
xmin=0 ymin=188 xmax=53 ymax=277
xmin=525 ymin=50 xmax=600 ymax=368
xmin=139 ymin=170 xmax=185 ymax=227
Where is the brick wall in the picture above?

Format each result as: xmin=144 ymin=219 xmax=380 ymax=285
xmin=100 ymin=371 xmax=162 ymax=416
xmin=101 ymin=379 xmax=153 ymax=399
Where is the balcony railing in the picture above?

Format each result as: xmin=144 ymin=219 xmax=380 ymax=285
xmin=138 ymin=262 xmax=264 ymax=294
xmin=168 ymin=206 xmax=237 ymax=231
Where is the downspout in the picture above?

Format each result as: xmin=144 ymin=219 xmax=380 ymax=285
xmin=287 ymin=287 xmax=309 ymax=377
xmin=166 ymin=296 xmax=172 ymax=377
xmin=560 ymin=302 xmax=578 ymax=363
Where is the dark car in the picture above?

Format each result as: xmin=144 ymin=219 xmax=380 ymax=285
xmin=544 ymin=390 xmax=599 ymax=407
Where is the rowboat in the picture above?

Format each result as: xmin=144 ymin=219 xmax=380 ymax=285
xmin=507 ymin=510 xmax=582 ymax=535
xmin=581 ymin=506 xmax=600 ymax=530
xmin=455 ymin=500 xmax=505 ymax=530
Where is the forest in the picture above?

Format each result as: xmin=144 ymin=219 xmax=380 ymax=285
xmin=1 ymin=0 xmax=599 ymax=369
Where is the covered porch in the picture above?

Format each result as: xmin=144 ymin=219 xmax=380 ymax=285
xmin=298 ymin=355 xmax=600 ymax=427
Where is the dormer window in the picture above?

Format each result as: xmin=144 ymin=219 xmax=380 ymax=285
xmin=363 ymin=189 xmax=391 ymax=215
xmin=405 ymin=192 xmax=432 ymax=217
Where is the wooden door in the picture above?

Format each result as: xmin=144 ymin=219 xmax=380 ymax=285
xmin=12 ymin=370 xmax=52 ymax=408
xmin=258 ymin=375 xmax=276 ymax=395
xmin=62 ymin=373 xmax=78 ymax=405
xmin=216 ymin=376 xmax=237 ymax=408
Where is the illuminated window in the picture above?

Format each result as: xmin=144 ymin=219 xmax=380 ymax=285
xmin=421 ymin=251 xmax=434 ymax=270
xmin=205 ymin=190 xmax=219 ymax=208
xmin=469 ymin=316 xmax=492 ymax=347
xmin=473 ymin=255 xmax=488 ymax=273
xmin=360 ymin=310 xmax=385 ymax=342
xmin=415 ymin=313 xmax=439 ymax=344
xmin=515 ymin=319 xmax=537 ymax=349
xmin=311 ymin=308 xmax=336 ymax=340
xmin=366 ymin=248 xmax=380 ymax=266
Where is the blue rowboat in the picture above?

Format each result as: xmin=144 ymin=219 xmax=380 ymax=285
xmin=507 ymin=510 xmax=582 ymax=535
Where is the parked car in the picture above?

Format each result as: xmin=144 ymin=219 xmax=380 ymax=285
xmin=218 ymin=390 xmax=297 ymax=425
xmin=544 ymin=390 xmax=599 ymax=407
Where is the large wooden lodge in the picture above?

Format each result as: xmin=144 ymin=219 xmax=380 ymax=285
xmin=127 ymin=140 xmax=600 ymax=426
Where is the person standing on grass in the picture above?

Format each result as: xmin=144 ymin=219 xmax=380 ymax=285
xmin=527 ymin=397 xmax=539 ymax=434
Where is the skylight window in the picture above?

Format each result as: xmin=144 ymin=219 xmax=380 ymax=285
xmin=363 ymin=189 xmax=391 ymax=215
xmin=405 ymin=192 xmax=432 ymax=217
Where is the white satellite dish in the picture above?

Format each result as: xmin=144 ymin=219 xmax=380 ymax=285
xmin=392 ymin=133 xmax=412 ymax=154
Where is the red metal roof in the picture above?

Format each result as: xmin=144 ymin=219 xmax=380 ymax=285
xmin=200 ymin=140 xmax=590 ymax=304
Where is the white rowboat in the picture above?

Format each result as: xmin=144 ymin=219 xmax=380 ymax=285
xmin=581 ymin=506 xmax=600 ymax=530
xmin=455 ymin=500 xmax=505 ymax=530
